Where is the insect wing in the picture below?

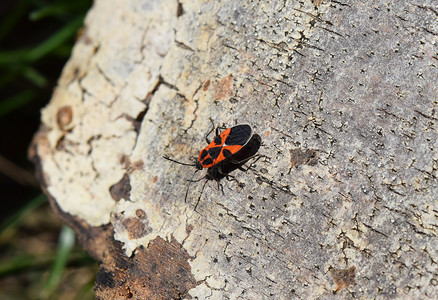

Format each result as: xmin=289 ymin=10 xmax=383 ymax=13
xmin=197 ymin=124 xmax=253 ymax=168
xmin=224 ymin=124 xmax=252 ymax=147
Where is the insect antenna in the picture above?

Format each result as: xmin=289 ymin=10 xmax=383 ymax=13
xmin=163 ymin=155 xmax=196 ymax=167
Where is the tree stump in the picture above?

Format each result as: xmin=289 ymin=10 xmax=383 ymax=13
xmin=30 ymin=0 xmax=438 ymax=298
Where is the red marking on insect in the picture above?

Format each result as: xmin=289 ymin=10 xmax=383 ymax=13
xmin=164 ymin=122 xmax=262 ymax=210
xmin=195 ymin=124 xmax=253 ymax=169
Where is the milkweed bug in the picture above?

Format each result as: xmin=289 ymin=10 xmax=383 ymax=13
xmin=164 ymin=122 xmax=262 ymax=209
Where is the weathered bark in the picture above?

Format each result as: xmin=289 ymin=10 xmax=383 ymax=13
xmin=30 ymin=0 xmax=438 ymax=298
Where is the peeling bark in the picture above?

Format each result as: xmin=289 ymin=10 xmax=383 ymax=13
xmin=30 ymin=0 xmax=437 ymax=299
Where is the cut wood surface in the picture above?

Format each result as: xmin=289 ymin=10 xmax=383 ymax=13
xmin=30 ymin=0 xmax=438 ymax=299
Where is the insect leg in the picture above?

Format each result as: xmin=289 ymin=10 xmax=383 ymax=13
xmin=231 ymin=154 xmax=267 ymax=172
xmin=194 ymin=179 xmax=209 ymax=211
xmin=205 ymin=118 xmax=216 ymax=144
xmin=184 ymin=170 xmax=199 ymax=203
xmin=217 ymin=181 xmax=225 ymax=195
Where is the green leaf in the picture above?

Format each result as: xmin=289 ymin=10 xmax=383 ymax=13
xmin=0 ymin=90 xmax=37 ymax=117
xmin=24 ymin=15 xmax=84 ymax=63
xmin=23 ymin=66 xmax=48 ymax=87
xmin=0 ymin=14 xmax=83 ymax=65
xmin=0 ymin=194 xmax=47 ymax=240
xmin=42 ymin=226 xmax=76 ymax=296
xmin=0 ymin=253 xmax=47 ymax=276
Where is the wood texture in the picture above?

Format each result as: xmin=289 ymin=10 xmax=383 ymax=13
xmin=30 ymin=0 xmax=438 ymax=298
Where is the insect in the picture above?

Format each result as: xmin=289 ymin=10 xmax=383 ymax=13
xmin=196 ymin=124 xmax=254 ymax=169
xmin=164 ymin=123 xmax=262 ymax=209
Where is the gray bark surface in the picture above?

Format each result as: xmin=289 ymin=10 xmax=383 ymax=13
xmin=30 ymin=0 xmax=438 ymax=299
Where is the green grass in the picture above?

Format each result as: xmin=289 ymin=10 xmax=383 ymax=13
xmin=0 ymin=193 xmax=46 ymax=239
xmin=0 ymin=194 xmax=98 ymax=299
xmin=0 ymin=0 xmax=97 ymax=299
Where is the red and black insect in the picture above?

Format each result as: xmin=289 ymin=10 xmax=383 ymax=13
xmin=196 ymin=124 xmax=253 ymax=169
xmin=164 ymin=123 xmax=262 ymax=209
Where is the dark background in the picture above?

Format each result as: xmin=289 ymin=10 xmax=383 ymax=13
xmin=0 ymin=1 xmax=97 ymax=298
